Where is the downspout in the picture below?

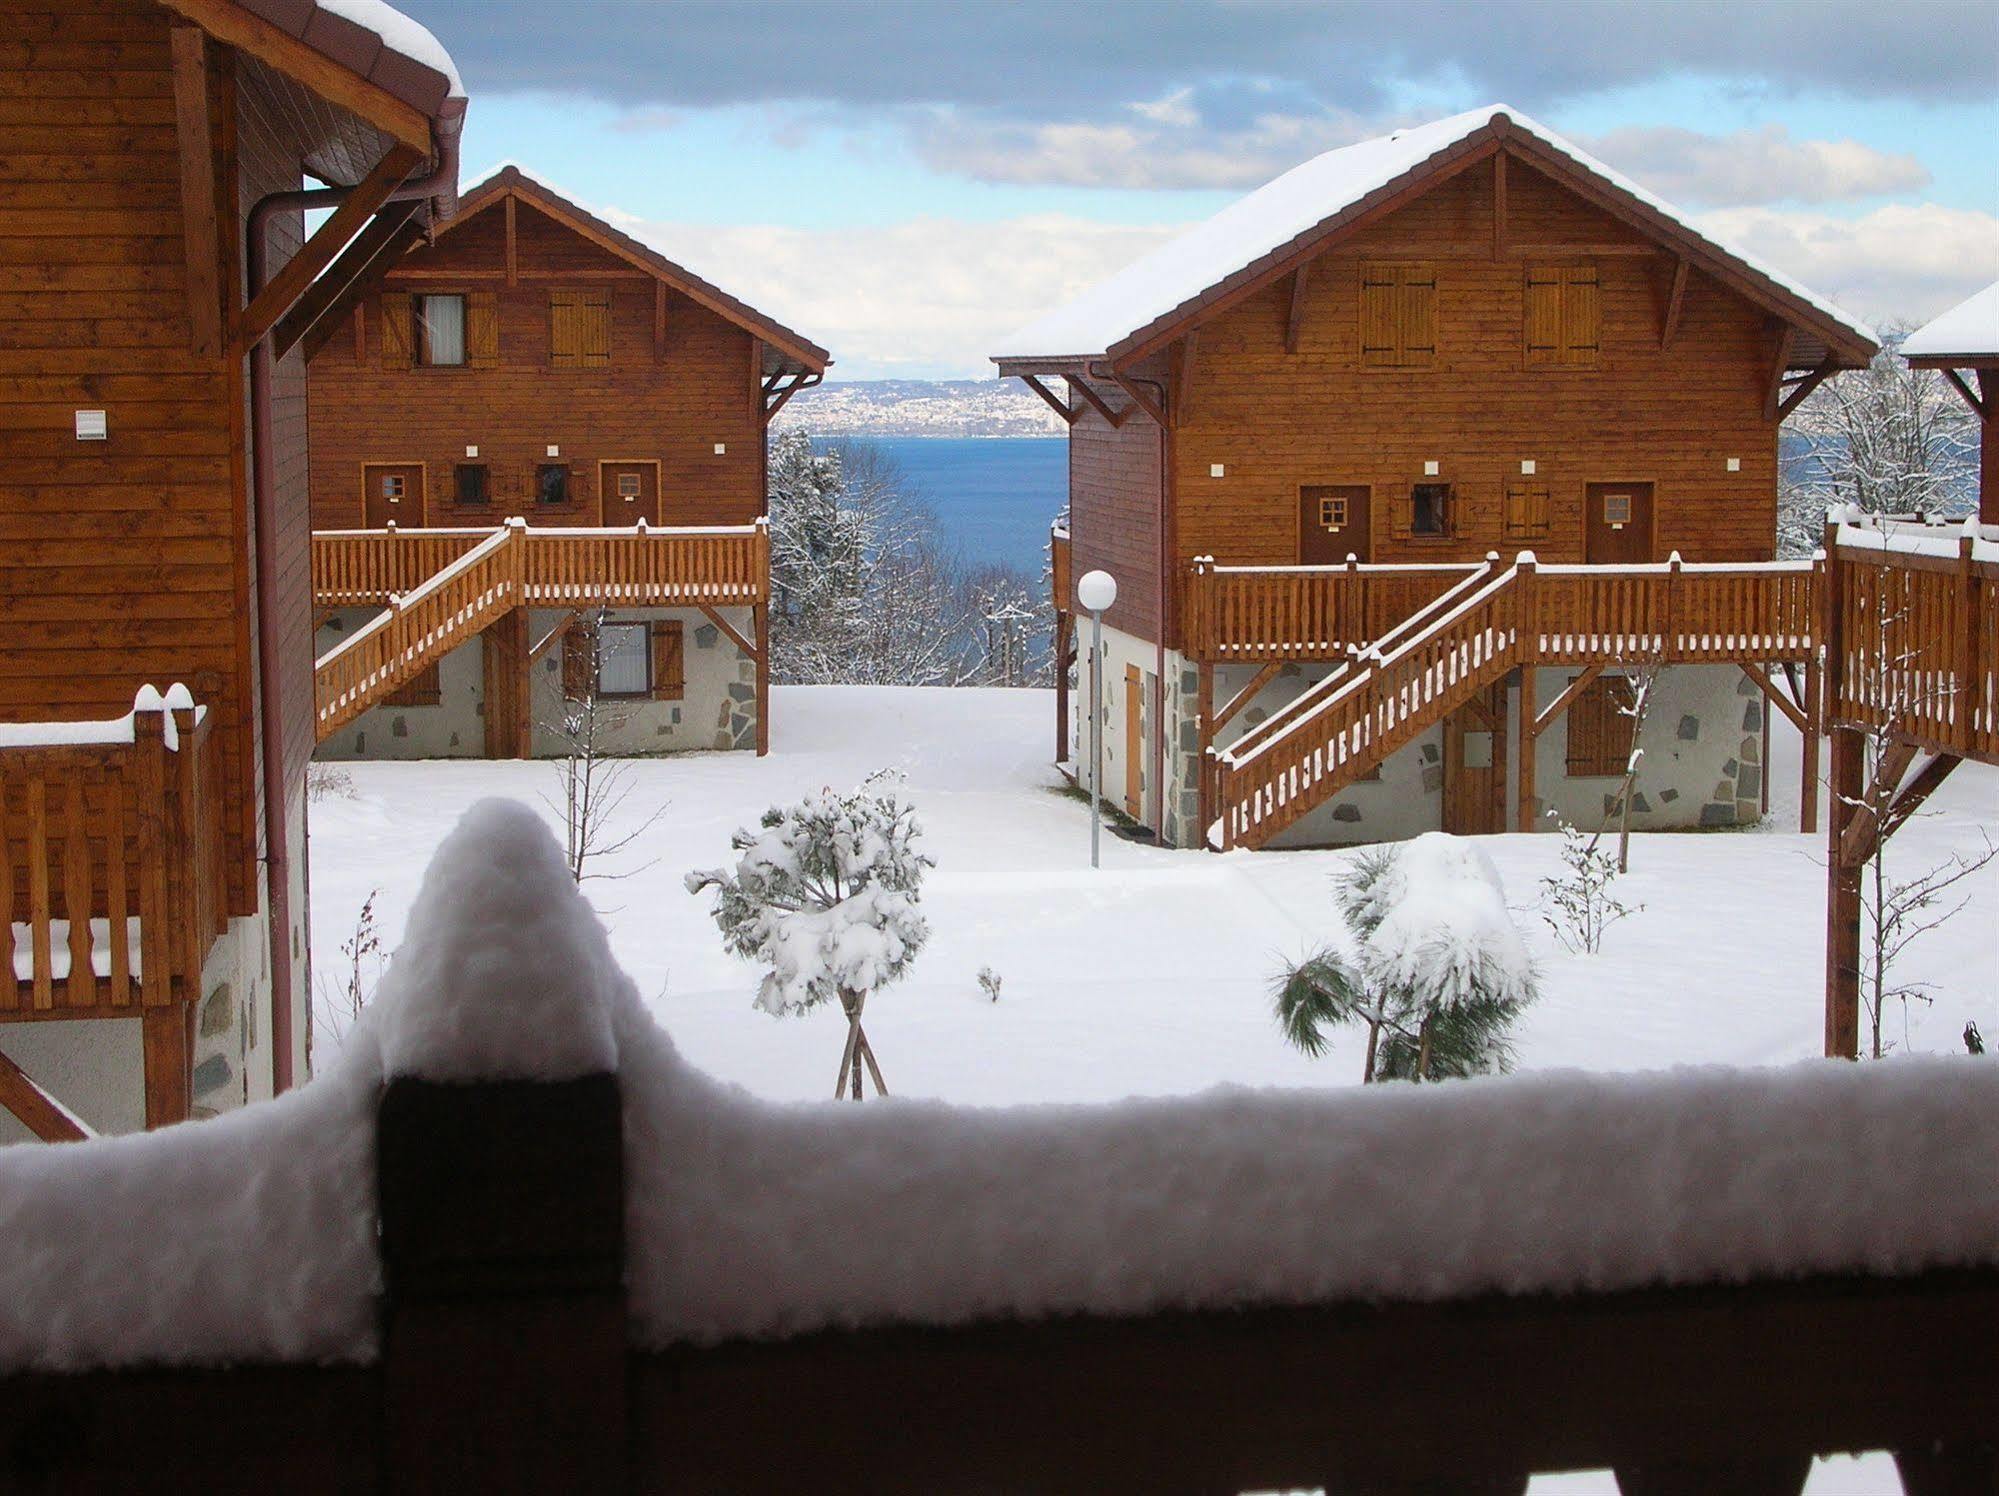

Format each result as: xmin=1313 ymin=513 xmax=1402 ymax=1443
xmin=243 ymin=121 xmax=461 ymax=1092
xmin=1091 ymin=360 xmax=1173 ymax=842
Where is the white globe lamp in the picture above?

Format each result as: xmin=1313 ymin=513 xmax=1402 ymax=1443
xmin=1076 ymin=570 xmax=1118 ymax=867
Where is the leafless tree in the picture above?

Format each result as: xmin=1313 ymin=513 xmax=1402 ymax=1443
xmin=542 ymin=609 xmax=667 ymax=885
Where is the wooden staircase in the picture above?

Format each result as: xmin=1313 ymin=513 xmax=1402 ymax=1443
xmin=1208 ymin=555 xmax=1820 ymax=849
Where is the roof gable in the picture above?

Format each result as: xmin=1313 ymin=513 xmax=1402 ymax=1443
xmin=1902 ymin=282 xmax=1999 ymax=365
xmin=993 ymin=105 xmax=1876 ymax=372
xmin=441 ymin=166 xmax=830 ymax=375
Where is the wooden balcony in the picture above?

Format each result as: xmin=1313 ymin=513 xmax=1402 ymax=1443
xmin=1185 ymin=558 xmax=1481 ymax=662
xmin=312 ymin=521 xmax=772 ymax=611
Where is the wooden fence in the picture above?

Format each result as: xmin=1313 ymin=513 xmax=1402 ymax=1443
xmin=0 ymin=698 xmax=226 ymax=1015
xmin=1211 ymin=558 xmax=1821 ymax=849
xmin=1 ymin=1066 xmax=1991 ymax=1493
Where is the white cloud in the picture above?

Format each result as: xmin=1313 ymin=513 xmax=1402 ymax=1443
xmin=607 ymin=212 xmax=1186 ymax=379
xmin=1696 ymin=202 xmax=1999 ymax=328
xmin=1586 ymin=124 xmax=1931 ymax=207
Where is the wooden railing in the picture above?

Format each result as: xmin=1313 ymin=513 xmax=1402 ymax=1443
xmin=1185 ymin=559 xmax=1484 ymax=662
xmin=0 ymin=692 xmax=227 ymax=1014
xmin=1829 ymin=528 xmax=1997 ymax=765
xmin=1211 ymin=557 xmax=1822 ymax=849
xmin=313 ymin=522 xmax=772 ymax=610
xmin=313 ymin=523 xmax=771 ymax=738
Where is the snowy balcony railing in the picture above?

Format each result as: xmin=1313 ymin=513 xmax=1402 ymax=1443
xmin=0 ymin=687 xmax=226 ymax=1020
xmin=1 ymin=802 xmax=1995 ymax=1490
xmin=312 ymin=520 xmax=771 ymax=609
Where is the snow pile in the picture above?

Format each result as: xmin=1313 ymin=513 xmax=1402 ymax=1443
xmin=623 ymin=1020 xmax=1999 ymax=1346
xmin=0 ymin=1030 xmax=384 ymax=1371
xmin=1363 ymin=833 xmax=1534 ymax=1011
xmin=1900 ymin=280 xmax=1998 ymax=360
xmin=372 ymin=799 xmax=620 ymax=1081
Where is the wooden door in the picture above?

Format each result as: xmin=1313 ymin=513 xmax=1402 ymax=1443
xmin=1442 ymin=681 xmax=1508 ymax=835
xmin=363 ymin=463 xmax=425 ymax=528
xmin=1124 ymin=664 xmax=1143 ymax=820
xmin=601 ymin=462 xmax=660 ymax=526
xmin=1585 ymin=482 xmax=1653 ymax=565
xmin=1300 ymin=484 xmax=1371 ymax=564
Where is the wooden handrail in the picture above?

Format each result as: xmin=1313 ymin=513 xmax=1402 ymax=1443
xmin=1211 ymin=560 xmax=1825 ymax=849
xmin=0 ymin=695 xmax=227 ymax=1014
xmin=1184 ymin=560 xmax=1485 ymax=662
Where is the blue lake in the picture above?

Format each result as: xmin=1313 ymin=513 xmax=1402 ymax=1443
xmin=816 ymin=437 xmax=1068 ymax=577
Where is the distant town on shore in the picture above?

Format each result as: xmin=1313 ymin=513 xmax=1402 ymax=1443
xmin=776 ymin=379 xmax=1071 ymax=439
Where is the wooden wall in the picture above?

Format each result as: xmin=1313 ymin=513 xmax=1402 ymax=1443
xmin=1066 ymin=371 xmax=1166 ymax=641
xmin=306 ymin=196 xmax=767 ymax=530
xmin=1149 ymin=154 xmax=1786 ymax=648
xmin=0 ymin=0 xmax=271 ymax=913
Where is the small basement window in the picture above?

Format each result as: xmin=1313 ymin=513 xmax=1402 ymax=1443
xmin=595 ymin=621 xmax=651 ymax=697
xmin=1411 ymin=482 xmax=1452 ymax=536
xmin=416 ymin=294 xmax=466 ymax=367
xmin=538 ymin=463 xmax=570 ymax=505
xmin=455 ymin=463 xmax=489 ymax=505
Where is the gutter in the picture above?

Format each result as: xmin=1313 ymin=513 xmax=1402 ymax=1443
xmin=242 ymin=111 xmax=462 ymax=1093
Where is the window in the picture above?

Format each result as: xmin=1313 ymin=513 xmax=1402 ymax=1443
xmin=416 ymin=293 xmax=466 ymax=366
xmin=595 ymin=622 xmax=650 ymax=697
xmin=1601 ymin=491 xmax=1633 ymax=527
xmin=538 ymin=463 xmax=570 ymax=505
xmin=1359 ymin=263 xmax=1436 ymax=368
xmin=1524 ymin=264 xmax=1599 ymax=367
xmin=1411 ymin=482 xmax=1452 ymax=536
xmin=455 ymin=463 xmax=489 ymax=505
xmin=617 ymin=472 xmax=642 ymax=500
xmin=1565 ymin=674 xmax=1638 ymax=777
xmin=1318 ymin=493 xmax=1348 ymax=529
xmin=550 ymin=288 xmax=612 ymax=368
xmin=1504 ymin=481 xmax=1550 ymax=539
xmin=381 ymin=474 xmax=405 ymax=500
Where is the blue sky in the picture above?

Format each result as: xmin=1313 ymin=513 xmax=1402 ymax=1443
xmin=404 ymin=0 xmax=1999 ymax=379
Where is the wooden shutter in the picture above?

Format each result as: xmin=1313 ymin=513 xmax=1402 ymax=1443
xmin=562 ymin=627 xmax=594 ymax=700
xmin=466 ymin=290 xmax=499 ymax=367
xmin=1526 ymin=265 xmax=1598 ymax=366
xmin=650 ymin=620 xmax=684 ymax=701
xmin=386 ymin=662 xmax=441 ymax=708
xmin=379 ymin=293 xmax=413 ymax=367
xmin=1503 ymin=481 xmax=1551 ymax=538
xmin=1360 ymin=264 xmax=1434 ymax=367
xmin=550 ymin=288 xmax=611 ymax=368
xmin=1565 ymin=675 xmax=1636 ymax=776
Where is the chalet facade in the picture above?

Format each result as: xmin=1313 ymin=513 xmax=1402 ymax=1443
xmin=0 ymin=0 xmax=465 ymax=1142
xmin=305 ymin=167 xmax=829 ymax=762
xmin=996 ymin=106 xmax=1878 ymax=850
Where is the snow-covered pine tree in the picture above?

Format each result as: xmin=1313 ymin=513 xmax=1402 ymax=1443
xmin=1275 ymin=835 xmax=1538 ymax=1083
xmin=685 ymin=771 xmax=935 ymax=1099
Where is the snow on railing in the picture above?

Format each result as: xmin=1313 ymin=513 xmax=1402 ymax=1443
xmin=3 ymin=801 xmax=1998 ymax=1375
xmin=0 ymin=684 xmax=204 ymax=753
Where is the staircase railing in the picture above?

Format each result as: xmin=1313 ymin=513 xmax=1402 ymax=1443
xmin=1209 ymin=556 xmax=1823 ymax=850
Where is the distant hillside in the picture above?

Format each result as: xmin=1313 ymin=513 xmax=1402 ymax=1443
xmin=774 ymin=379 xmax=1068 ymax=439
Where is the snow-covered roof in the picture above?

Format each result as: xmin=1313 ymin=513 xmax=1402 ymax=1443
xmin=313 ymin=0 xmax=465 ymax=99
xmin=452 ymin=162 xmax=831 ymax=373
xmin=1901 ymin=282 xmax=1999 ymax=362
xmin=993 ymin=104 xmax=1876 ymax=364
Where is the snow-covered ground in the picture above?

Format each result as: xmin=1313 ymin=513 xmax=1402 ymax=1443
xmin=303 ymin=685 xmax=1992 ymax=1494
xmin=310 ymin=684 xmax=1995 ymax=1103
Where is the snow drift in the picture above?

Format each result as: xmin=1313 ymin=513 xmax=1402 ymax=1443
xmin=3 ymin=799 xmax=1996 ymax=1373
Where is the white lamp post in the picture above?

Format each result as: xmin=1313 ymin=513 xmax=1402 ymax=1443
xmin=1075 ymin=569 xmax=1118 ymax=868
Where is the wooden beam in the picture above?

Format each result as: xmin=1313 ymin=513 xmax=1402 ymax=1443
xmin=276 ymin=198 xmax=425 ymax=362
xmin=1776 ymin=357 xmax=1838 ymax=421
xmin=1103 ymin=367 xmax=1167 ymax=428
xmin=1211 ymin=663 xmax=1281 ymax=735
xmin=1875 ymin=752 xmax=1961 ymax=848
xmin=1515 ymin=664 xmax=1536 ymax=832
xmin=762 ymin=373 xmax=820 ymax=427
xmin=654 ymin=280 xmax=668 ymax=362
xmin=1508 ymin=242 xmax=1660 ymax=257
xmin=504 ymin=194 xmax=518 ymax=288
xmin=1825 ymin=725 xmax=1864 ymax=1058
xmin=1173 ymin=331 xmax=1198 ymax=427
xmin=142 ymin=1003 xmax=194 ymax=1129
xmin=529 ymin=610 xmax=583 ymax=664
xmin=1660 ymin=256 xmax=1689 ymax=350
xmin=1285 ymin=262 xmax=1310 ymax=354
xmin=1837 ymin=739 xmax=1919 ymax=869
xmin=1068 ymin=378 xmax=1128 ymax=429
xmin=754 ymin=603 xmax=771 ymax=757
xmin=1738 ymin=662 xmax=1808 ymax=733
xmin=1533 ymin=664 xmax=1605 ymax=737
xmin=240 ymin=144 xmax=422 ymax=350
xmin=1941 ymin=367 xmax=1988 ymax=420
xmin=169 ymin=25 xmax=222 ymax=358
xmin=0 ymin=1044 xmax=88 ymax=1142
xmin=1018 ymin=374 xmax=1078 ymax=425
xmin=154 ymin=0 xmax=434 ymax=151
xmin=1491 ymin=150 xmax=1508 ymax=260
xmin=1763 ymin=323 xmax=1798 ymax=422
xmin=697 ymin=604 xmax=759 ymax=662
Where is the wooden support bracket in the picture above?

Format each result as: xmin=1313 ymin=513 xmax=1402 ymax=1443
xmin=1776 ymin=357 xmax=1838 ymax=421
xmin=1103 ymin=367 xmax=1168 ymax=428
xmin=1738 ymin=661 xmax=1808 ymax=733
xmin=1659 ymin=255 xmax=1688 ymax=350
xmin=1067 ymin=378 xmax=1129 ymax=429
xmin=1285 ymin=261 xmax=1310 ymax=353
xmin=529 ymin=610 xmax=583 ymax=664
xmin=277 ymin=198 xmax=426 ymax=363
xmin=0 ymin=1045 xmax=89 ymax=1142
xmin=1019 ymin=374 xmax=1079 ymax=425
xmin=1211 ymin=663 xmax=1281 ymax=735
xmin=1533 ymin=664 xmax=1605 ymax=737
xmin=1762 ymin=323 xmax=1798 ymax=422
xmin=697 ymin=603 xmax=759 ymax=661
xmin=1836 ymin=739 xmax=1920 ymax=868
xmin=1940 ymin=367 xmax=1988 ymax=420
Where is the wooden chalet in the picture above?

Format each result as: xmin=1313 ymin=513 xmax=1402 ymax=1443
xmin=304 ymin=165 xmax=830 ymax=760
xmin=996 ymin=105 xmax=1878 ymax=852
xmin=1900 ymin=280 xmax=1997 ymax=524
xmin=0 ymin=0 xmax=465 ymax=1141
